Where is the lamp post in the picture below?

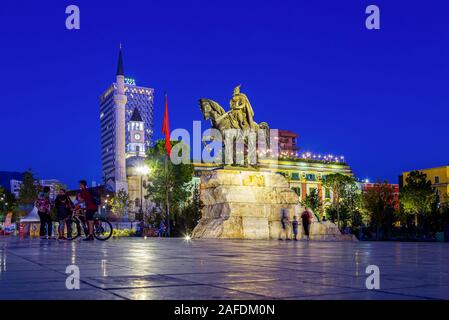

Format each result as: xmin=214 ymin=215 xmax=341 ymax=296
xmin=136 ymin=165 xmax=150 ymax=221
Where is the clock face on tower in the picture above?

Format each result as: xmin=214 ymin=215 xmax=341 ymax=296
xmin=134 ymin=133 xmax=141 ymax=140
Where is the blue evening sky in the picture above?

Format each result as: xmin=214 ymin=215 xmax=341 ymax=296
xmin=0 ymin=0 xmax=448 ymax=188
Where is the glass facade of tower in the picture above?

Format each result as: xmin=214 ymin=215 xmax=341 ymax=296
xmin=100 ymin=82 xmax=154 ymax=185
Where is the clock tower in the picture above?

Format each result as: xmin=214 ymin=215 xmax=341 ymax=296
xmin=127 ymin=108 xmax=146 ymax=157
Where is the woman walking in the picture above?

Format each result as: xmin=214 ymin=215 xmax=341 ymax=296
xmin=54 ymin=188 xmax=73 ymax=240
xmin=35 ymin=186 xmax=52 ymax=239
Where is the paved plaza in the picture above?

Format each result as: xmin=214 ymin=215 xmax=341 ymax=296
xmin=0 ymin=237 xmax=448 ymax=300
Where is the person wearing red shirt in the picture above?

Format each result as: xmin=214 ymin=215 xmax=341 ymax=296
xmin=79 ymin=180 xmax=97 ymax=241
xmin=301 ymin=208 xmax=313 ymax=241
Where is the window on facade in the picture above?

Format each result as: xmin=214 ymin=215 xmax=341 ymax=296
xmin=136 ymin=146 xmax=140 ymax=153
xmin=308 ymin=188 xmax=317 ymax=195
xmin=435 ymin=176 xmax=440 ymax=184
xmin=292 ymin=173 xmax=300 ymax=181
xmin=325 ymin=188 xmax=331 ymax=199
xmin=292 ymin=187 xmax=301 ymax=197
xmin=306 ymin=174 xmax=317 ymax=181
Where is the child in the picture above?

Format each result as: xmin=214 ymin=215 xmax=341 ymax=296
xmin=292 ymin=216 xmax=299 ymax=241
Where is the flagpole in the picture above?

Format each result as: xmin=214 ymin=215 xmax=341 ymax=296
xmin=165 ymin=153 xmax=170 ymax=237
xmin=164 ymin=91 xmax=171 ymax=237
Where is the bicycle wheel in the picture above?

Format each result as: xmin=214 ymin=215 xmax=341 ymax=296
xmin=93 ymin=219 xmax=113 ymax=241
xmin=66 ymin=219 xmax=81 ymax=241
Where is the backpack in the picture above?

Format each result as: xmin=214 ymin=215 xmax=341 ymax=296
xmin=89 ymin=189 xmax=101 ymax=206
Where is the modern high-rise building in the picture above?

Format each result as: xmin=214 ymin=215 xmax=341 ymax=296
xmin=100 ymin=48 xmax=154 ymax=191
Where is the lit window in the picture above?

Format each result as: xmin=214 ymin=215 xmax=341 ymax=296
xmin=435 ymin=176 xmax=440 ymax=184
xmin=306 ymin=174 xmax=317 ymax=181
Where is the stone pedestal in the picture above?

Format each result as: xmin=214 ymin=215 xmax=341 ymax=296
xmin=192 ymin=169 xmax=356 ymax=241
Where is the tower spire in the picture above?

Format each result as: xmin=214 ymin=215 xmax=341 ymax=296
xmin=117 ymin=44 xmax=125 ymax=76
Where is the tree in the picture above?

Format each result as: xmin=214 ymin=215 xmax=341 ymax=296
xmin=145 ymin=140 xmax=194 ymax=234
xmin=301 ymin=188 xmax=322 ymax=219
xmin=400 ymin=171 xmax=437 ymax=228
xmin=0 ymin=186 xmax=5 ymax=216
xmin=179 ymin=184 xmax=203 ymax=235
xmin=52 ymin=182 xmax=68 ymax=194
xmin=342 ymin=183 xmax=364 ymax=228
xmin=109 ymin=189 xmax=129 ymax=218
xmin=18 ymin=170 xmax=40 ymax=205
xmin=362 ymin=181 xmax=397 ymax=240
xmin=0 ymin=188 xmax=17 ymax=218
xmin=323 ymin=173 xmax=356 ymax=229
xmin=326 ymin=190 xmax=364 ymax=229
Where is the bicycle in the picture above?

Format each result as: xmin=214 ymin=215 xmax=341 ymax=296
xmin=66 ymin=209 xmax=113 ymax=241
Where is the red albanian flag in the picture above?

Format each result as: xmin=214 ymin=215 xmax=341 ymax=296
xmin=162 ymin=93 xmax=172 ymax=157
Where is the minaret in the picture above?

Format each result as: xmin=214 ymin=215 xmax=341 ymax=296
xmin=113 ymin=45 xmax=128 ymax=193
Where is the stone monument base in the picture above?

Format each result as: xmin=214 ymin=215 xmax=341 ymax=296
xmin=192 ymin=169 xmax=356 ymax=241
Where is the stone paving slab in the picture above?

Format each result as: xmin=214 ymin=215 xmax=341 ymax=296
xmin=1 ymin=237 xmax=449 ymax=300
xmin=109 ymin=285 xmax=266 ymax=300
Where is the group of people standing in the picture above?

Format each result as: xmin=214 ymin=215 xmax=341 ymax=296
xmin=34 ymin=180 xmax=98 ymax=241
xmin=279 ymin=207 xmax=314 ymax=241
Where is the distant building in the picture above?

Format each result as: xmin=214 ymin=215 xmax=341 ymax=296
xmin=0 ymin=171 xmax=23 ymax=193
xmin=9 ymin=178 xmax=62 ymax=200
xmin=100 ymin=48 xmax=154 ymax=192
xmin=277 ymin=130 xmax=298 ymax=158
xmin=10 ymin=179 xmax=23 ymax=198
xmin=401 ymin=165 xmax=449 ymax=204
xmin=39 ymin=179 xmax=64 ymax=200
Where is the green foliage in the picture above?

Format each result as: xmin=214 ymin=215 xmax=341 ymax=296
xmin=18 ymin=170 xmax=40 ymax=205
xmin=1 ymin=188 xmax=17 ymax=217
xmin=112 ymin=228 xmax=136 ymax=237
xmin=323 ymin=173 xmax=356 ymax=228
xmin=422 ymin=204 xmax=449 ymax=234
xmin=301 ymin=189 xmax=322 ymax=218
xmin=109 ymin=189 xmax=130 ymax=218
xmin=145 ymin=140 xmax=194 ymax=221
xmin=342 ymin=183 xmax=364 ymax=227
xmin=400 ymin=171 xmax=437 ymax=226
xmin=326 ymin=204 xmax=350 ymax=224
xmin=52 ymin=182 xmax=68 ymax=194
xmin=362 ymin=181 xmax=398 ymax=240
xmin=178 ymin=184 xmax=203 ymax=235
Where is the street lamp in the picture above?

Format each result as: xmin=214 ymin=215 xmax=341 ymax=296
xmin=136 ymin=165 xmax=151 ymax=220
